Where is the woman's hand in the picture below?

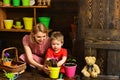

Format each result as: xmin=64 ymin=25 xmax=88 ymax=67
xmin=42 ymin=65 xmax=50 ymax=75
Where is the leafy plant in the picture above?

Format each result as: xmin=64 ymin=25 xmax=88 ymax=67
xmin=3 ymin=52 xmax=12 ymax=62
xmin=45 ymin=59 xmax=58 ymax=67
xmin=64 ymin=56 xmax=77 ymax=66
xmin=66 ymin=58 xmax=76 ymax=63
xmin=3 ymin=70 xmax=19 ymax=80
xmin=66 ymin=56 xmax=76 ymax=63
xmin=3 ymin=70 xmax=14 ymax=80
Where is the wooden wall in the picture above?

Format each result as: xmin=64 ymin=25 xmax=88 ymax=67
xmin=77 ymin=0 xmax=120 ymax=76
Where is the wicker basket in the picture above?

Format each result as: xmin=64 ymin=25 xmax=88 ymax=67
xmin=0 ymin=47 xmax=26 ymax=74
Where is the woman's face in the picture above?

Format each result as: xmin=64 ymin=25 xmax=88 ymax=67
xmin=34 ymin=32 xmax=47 ymax=44
xmin=51 ymin=39 xmax=63 ymax=52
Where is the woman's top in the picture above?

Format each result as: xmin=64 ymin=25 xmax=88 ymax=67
xmin=23 ymin=35 xmax=51 ymax=58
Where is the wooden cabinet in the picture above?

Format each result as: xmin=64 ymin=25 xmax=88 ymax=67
xmin=0 ymin=6 xmax=49 ymax=32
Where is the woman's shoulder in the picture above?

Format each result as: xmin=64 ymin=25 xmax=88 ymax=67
xmin=23 ymin=34 xmax=29 ymax=39
xmin=22 ymin=35 xmax=31 ymax=44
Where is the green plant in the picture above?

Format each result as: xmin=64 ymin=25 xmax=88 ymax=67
xmin=45 ymin=59 xmax=57 ymax=67
xmin=66 ymin=58 xmax=76 ymax=63
xmin=3 ymin=70 xmax=15 ymax=80
xmin=66 ymin=55 xmax=76 ymax=63
xmin=3 ymin=52 xmax=12 ymax=62
xmin=65 ymin=56 xmax=77 ymax=66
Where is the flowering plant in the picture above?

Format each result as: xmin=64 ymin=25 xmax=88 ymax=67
xmin=3 ymin=52 xmax=12 ymax=62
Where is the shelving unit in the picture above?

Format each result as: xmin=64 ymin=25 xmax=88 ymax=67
xmin=0 ymin=5 xmax=50 ymax=32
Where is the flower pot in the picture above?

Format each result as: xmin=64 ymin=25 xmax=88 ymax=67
xmin=48 ymin=66 xmax=60 ymax=79
xmin=22 ymin=0 xmax=30 ymax=6
xmin=63 ymin=63 xmax=77 ymax=78
xmin=4 ymin=20 xmax=13 ymax=29
xmin=23 ymin=17 xmax=33 ymax=30
xmin=38 ymin=17 xmax=51 ymax=29
xmin=3 ymin=61 xmax=12 ymax=66
xmin=3 ymin=0 xmax=11 ymax=6
xmin=12 ymin=0 xmax=20 ymax=6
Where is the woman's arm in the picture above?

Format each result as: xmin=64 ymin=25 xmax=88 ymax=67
xmin=23 ymin=45 xmax=43 ymax=70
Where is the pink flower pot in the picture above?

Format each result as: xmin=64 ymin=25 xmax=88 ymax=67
xmin=63 ymin=63 xmax=77 ymax=78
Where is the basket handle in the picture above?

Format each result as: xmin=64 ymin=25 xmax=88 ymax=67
xmin=2 ymin=47 xmax=18 ymax=62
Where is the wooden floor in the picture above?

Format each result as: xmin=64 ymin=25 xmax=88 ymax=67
xmin=0 ymin=69 xmax=80 ymax=80
xmin=0 ymin=70 xmax=50 ymax=80
xmin=0 ymin=69 xmax=119 ymax=80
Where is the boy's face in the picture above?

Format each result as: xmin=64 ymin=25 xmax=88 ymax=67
xmin=51 ymin=39 xmax=63 ymax=52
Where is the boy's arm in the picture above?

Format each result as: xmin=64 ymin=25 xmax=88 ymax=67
xmin=57 ymin=56 xmax=67 ymax=66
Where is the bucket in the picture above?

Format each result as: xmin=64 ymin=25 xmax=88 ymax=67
xmin=38 ymin=17 xmax=50 ymax=29
xmin=22 ymin=0 xmax=30 ymax=6
xmin=64 ymin=64 xmax=77 ymax=78
xmin=4 ymin=20 xmax=13 ymax=29
xmin=48 ymin=66 xmax=60 ymax=79
xmin=23 ymin=17 xmax=33 ymax=30
xmin=12 ymin=0 xmax=20 ymax=6
xmin=3 ymin=0 xmax=11 ymax=6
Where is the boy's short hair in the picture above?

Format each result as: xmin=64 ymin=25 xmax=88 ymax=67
xmin=51 ymin=31 xmax=64 ymax=43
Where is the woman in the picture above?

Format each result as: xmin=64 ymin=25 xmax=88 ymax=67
xmin=19 ymin=23 xmax=51 ymax=74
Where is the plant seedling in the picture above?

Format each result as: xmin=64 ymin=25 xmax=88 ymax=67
xmin=45 ymin=59 xmax=58 ymax=67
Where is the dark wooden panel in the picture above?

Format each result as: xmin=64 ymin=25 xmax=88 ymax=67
xmin=77 ymin=0 xmax=120 ymax=76
xmin=107 ymin=50 xmax=120 ymax=75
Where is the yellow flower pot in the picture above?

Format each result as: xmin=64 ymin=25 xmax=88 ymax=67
xmin=48 ymin=66 xmax=60 ymax=79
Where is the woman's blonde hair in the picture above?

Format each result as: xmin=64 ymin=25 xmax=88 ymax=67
xmin=31 ymin=23 xmax=48 ymax=34
xmin=30 ymin=23 xmax=48 ymax=43
xmin=51 ymin=31 xmax=64 ymax=44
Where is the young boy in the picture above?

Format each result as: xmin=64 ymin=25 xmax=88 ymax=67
xmin=45 ymin=31 xmax=68 ymax=73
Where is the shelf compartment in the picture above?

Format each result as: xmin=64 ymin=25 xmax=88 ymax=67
xmin=0 ymin=5 xmax=50 ymax=32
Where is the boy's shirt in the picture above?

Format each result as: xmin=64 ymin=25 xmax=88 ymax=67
xmin=46 ymin=48 xmax=67 ymax=61
xmin=46 ymin=48 xmax=68 ymax=73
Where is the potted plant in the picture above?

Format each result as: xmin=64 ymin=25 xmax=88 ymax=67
xmin=63 ymin=56 xmax=77 ymax=78
xmin=3 ymin=52 xmax=13 ymax=66
xmin=45 ymin=59 xmax=60 ymax=79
